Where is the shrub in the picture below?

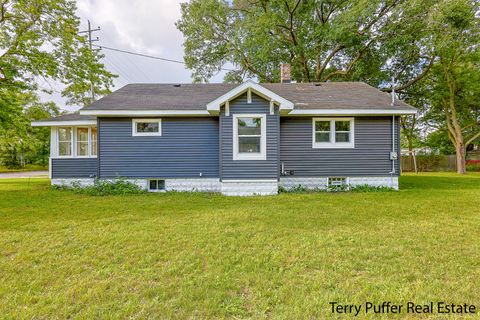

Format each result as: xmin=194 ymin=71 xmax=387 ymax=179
xmin=278 ymin=184 xmax=394 ymax=193
xmin=466 ymin=162 xmax=480 ymax=172
xmin=54 ymin=179 xmax=146 ymax=196
xmin=350 ymin=184 xmax=395 ymax=192
xmin=278 ymin=184 xmax=310 ymax=193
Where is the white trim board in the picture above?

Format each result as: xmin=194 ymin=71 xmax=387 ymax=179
xmin=206 ymin=80 xmax=294 ymax=115
xmin=287 ymin=109 xmax=417 ymax=116
xmin=32 ymin=120 xmax=97 ymax=127
xmin=80 ymin=110 xmax=211 ymax=116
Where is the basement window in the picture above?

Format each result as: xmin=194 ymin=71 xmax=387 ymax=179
xmin=328 ymin=177 xmax=347 ymax=188
xmin=149 ymin=179 xmax=165 ymax=192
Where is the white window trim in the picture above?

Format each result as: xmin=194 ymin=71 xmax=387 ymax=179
xmin=312 ymin=117 xmax=355 ymax=149
xmin=233 ymin=113 xmax=267 ymax=161
xmin=132 ymin=118 xmax=162 ymax=136
xmin=52 ymin=126 xmax=98 ymax=159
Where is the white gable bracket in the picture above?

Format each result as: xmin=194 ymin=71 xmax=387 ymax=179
xmin=206 ymin=80 xmax=294 ymax=115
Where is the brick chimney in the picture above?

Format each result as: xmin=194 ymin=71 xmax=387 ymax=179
xmin=280 ymin=63 xmax=291 ymax=83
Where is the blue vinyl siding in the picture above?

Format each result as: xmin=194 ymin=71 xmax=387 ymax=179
xmin=98 ymin=117 xmax=219 ymax=179
xmin=51 ymin=158 xmax=97 ymax=178
xmin=280 ymin=116 xmax=400 ymax=176
xmin=220 ymin=92 xmax=279 ymax=180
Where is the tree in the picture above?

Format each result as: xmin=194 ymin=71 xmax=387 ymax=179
xmin=177 ymin=0 xmax=436 ymax=88
xmin=399 ymin=81 xmax=430 ymax=154
xmin=0 ymin=92 xmax=60 ymax=168
xmin=426 ymin=0 xmax=480 ymax=174
xmin=0 ymin=0 xmax=115 ymax=124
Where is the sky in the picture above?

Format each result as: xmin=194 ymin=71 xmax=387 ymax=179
xmin=40 ymin=0 xmax=226 ymax=112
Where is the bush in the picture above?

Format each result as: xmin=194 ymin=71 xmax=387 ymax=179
xmin=349 ymin=184 xmax=395 ymax=192
xmin=466 ymin=163 xmax=480 ymax=172
xmin=54 ymin=179 xmax=146 ymax=196
xmin=278 ymin=184 xmax=395 ymax=193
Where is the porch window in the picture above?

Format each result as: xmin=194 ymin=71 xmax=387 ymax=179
xmin=58 ymin=127 xmax=72 ymax=156
xmin=312 ymin=118 xmax=354 ymax=148
xmin=233 ymin=114 xmax=266 ymax=160
xmin=91 ymin=127 xmax=97 ymax=156
xmin=76 ymin=128 xmax=89 ymax=156
xmin=56 ymin=126 xmax=97 ymax=157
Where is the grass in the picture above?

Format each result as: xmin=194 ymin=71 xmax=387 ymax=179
xmin=0 ymin=173 xmax=479 ymax=319
xmin=0 ymin=164 xmax=48 ymax=173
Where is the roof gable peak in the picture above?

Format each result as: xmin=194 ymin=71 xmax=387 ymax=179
xmin=206 ymin=81 xmax=294 ymax=115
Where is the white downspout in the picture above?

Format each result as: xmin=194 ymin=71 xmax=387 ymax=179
xmin=390 ymin=78 xmax=396 ymax=188
xmin=390 ymin=115 xmax=396 ymax=188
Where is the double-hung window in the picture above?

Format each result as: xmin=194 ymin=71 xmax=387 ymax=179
xmin=312 ymin=118 xmax=354 ymax=148
xmin=76 ymin=128 xmax=89 ymax=156
xmin=233 ymin=114 xmax=266 ymax=160
xmin=58 ymin=127 xmax=73 ymax=156
xmin=132 ymin=119 xmax=162 ymax=136
xmin=91 ymin=127 xmax=97 ymax=156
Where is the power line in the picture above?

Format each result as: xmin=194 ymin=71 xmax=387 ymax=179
xmin=92 ymin=44 xmax=235 ymax=72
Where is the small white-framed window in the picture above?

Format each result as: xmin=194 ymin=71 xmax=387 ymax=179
xmin=132 ymin=119 xmax=162 ymax=136
xmin=312 ymin=118 xmax=354 ymax=148
xmin=233 ymin=114 xmax=267 ymax=160
xmin=149 ymin=179 xmax=165 ymax=192
xmin=58 ymin=127 xmax=73 ymax=157
xmin=328 ymin=177 xmax=347 ymax=187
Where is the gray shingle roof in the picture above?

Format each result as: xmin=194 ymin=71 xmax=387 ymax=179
xmin=80 ymin=82 xmax=415 ymax=112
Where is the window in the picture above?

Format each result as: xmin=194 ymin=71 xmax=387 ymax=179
xmin=149 ymin=179 xmax=165 ymax=192
xmin=58 ymin=127 xmax=72 ymax=156
xmin=132 ymin=119 xmax=162 ymax=136
xmin=91 ymin=127 xmax=97 ymax=156
xmin=233 ymin=114 xmax=266 ymax=160
xmin=55 ymin=126 xmax=97 ymax=158
xmin=328 ymin=177 xmax=348 ymax=190
xmin=312 ymin=118 xmax=354 ymax=148
xmin=76 ymin=128 xmax=89 ymax=156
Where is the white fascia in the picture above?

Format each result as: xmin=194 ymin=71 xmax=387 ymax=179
xmin=287 ymin=109 xmax=417 ymax=116
xmin=206 ymin=80 xmax=294 ymax=115
xmin=79 ymin=110 xmax=211 ymax=117
xmin=31 ymin=120 xmax=97 ymax=127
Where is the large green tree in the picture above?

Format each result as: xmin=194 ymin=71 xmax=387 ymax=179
xmin=425 ymin=0 xmax=480 ymax=174
xmin=177 ymin=0 xmax=435 ymax=87
xmin=0 ymin=0 xmax=115 ymax=124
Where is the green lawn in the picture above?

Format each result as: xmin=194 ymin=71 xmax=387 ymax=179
xmin=0 ymin=173 xmax=479 ymax=319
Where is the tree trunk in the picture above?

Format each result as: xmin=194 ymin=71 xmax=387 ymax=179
xmin=455 ymin=143 xmax=466 ymax=174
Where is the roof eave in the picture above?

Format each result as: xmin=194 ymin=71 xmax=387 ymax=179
xmin=287 ymin=108 xmax=417 ymax=116
xmin=31 ymin=120 xmax=98 ymax=127
xmin=79 ymin=110 xmax=211 ymax=117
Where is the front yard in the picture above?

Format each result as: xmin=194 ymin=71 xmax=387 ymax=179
xmin=0 ymin=173 xmax=479 ymax=318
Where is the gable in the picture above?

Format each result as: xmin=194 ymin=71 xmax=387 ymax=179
xmin=206 ymin=81 xmax=294 ymax=115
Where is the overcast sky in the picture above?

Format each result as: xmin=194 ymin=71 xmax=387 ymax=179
xmin=40 ymin=0 xmax=226 ymax=112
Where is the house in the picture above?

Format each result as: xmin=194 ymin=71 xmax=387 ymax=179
xmin=32 ymin=76 xmax=416 ymax=195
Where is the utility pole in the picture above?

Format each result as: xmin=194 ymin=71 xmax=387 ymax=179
xmin=79 ymin=20 xmax=101 ymax=101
